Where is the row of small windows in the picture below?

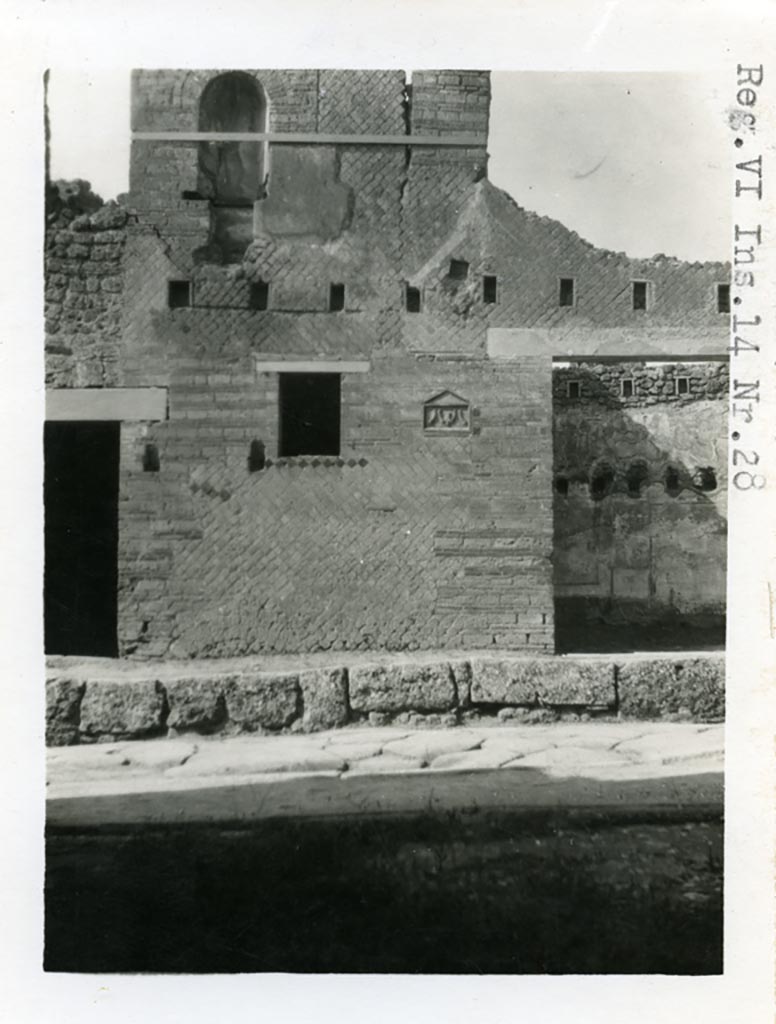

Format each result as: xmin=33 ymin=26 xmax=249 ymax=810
xmin=565 ymin=376 xmax=692 ymax=399
xmin=555 ymin=464 xmax=717 ymax=499
xmin=558 ymin=278 xmax=730 ymax=313
xmin=168 ymin=277 xmax=499 ymax=313
xmin=168 ymin=279 xmax=342 ymax=312
xmin=168 ymin=274 xmax=731 ymax=314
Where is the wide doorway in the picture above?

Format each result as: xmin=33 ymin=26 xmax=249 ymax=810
xmin=44 ymin=421 xmax=120 ymax=656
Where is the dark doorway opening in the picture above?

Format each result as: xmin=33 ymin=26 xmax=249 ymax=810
xmin=44 ymin=421 xmax=120 ymax=656
xmin=278 ymin=374 xmax=341 ymax=457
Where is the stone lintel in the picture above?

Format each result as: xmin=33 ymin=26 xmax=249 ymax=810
xmin=254 ymin=360 xmax=370 ymax=374
xmin=46 ymin=388 xmax=168 ymax=422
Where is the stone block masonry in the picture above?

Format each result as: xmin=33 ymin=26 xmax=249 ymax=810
xmin=45 ymin=651 xmax=724 ymax=745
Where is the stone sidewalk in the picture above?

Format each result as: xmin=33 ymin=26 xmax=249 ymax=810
xmin=47 ymin=720 xmax=724 ymax=828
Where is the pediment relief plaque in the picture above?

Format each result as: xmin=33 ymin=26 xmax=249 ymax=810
xmin=423 ymin=390 xmax=471 ymax=434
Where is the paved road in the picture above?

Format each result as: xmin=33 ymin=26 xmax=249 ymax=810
xmin=48 ymin=720 xmax=723 ymax=826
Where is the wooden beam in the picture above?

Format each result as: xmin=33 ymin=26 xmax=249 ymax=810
xmin=132 ymin=130 xmax=486 ymax=147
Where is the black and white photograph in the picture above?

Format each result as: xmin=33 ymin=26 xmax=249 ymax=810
xmin=2 ymin=2 xmax=775 ymax=1021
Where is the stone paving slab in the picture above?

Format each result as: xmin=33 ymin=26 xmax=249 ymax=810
xmin=381 ymin=730 xmax=483 ymax=762
xmin=321 ymin=740 xmax=385 ymax=761
xmin=502 ymin=745 xmax=634 ymax=774
xmin=46 ymin=739 xmax=199 ymax=779
xmin=164 ymin=740 xmax=346 ymax=778
xmin=479 ymin=735 xmax=564 ymax=758
xmin=346 ymin=754 xmax=427 ymax=775
xmin=612 ymin=728 xmax=725 ymax=764
xmin=47 ymin=722 xmax=724 ymax=827
xmin=428 ymin=748 xmax=519 ymax=772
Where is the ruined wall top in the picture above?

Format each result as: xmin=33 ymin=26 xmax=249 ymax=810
xmin=130 ymin=69 xmax=491 ymax=140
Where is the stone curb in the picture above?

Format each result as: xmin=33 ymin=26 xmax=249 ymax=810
xmin=46 ymin=651 xmax=725 ymax=746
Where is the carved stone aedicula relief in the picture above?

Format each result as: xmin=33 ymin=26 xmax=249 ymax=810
xmin=423 ymin=390 xmax=471 ymax=434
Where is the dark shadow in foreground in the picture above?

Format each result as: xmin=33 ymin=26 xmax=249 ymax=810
xmin=45 ymin=807 xmax=722 ymax=975
xmin=555 ymin=598 xmax=725 ymax=654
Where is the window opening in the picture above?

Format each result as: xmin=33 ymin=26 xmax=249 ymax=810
xmin=248 ymin=439 xmax=266 ymax=472
xmin=250 ymin=280 xmax=269 ymax=310
xmin=405 ymin=285 xmax=421 ymax=313
xmin=625 ymin=461 xmax=649 ymax=497
xmin=449 ymin=259 xmax=469 ymax=280
xmin=590 ymin=462 xmax=615 ymax=500
xmin=555 ymin=476 xmax=569 ymax=496
xmin=566 ymin=380 xmax=581 ymax=399
xmin=559 ymin=277 xmax=575 ymax=307
xmin=621 ymin=378 xmax=634 ymax=398
xmin=677 ymin=376 xmax=689 ymax=395
xmin=717 ymin=283 xmax=731 ymax=313
xmin=632 ymin=281 xmax=648 ymax=310
xmin=665 ymin=466 xmax=681 ymax=496
xmin=279 ymin=374 xmax=341 ymax=457
xmin=168 ymin=280 xmax=192 ymax=309
xmin=693 ymin=466 xmax=717 ymax=492
xmin=329 ymin=283 xmax=345 ymax=312
xmin=142 ymin=444 xmax=160 ymax=473
xmin=482 ymin=275 xmax=498 ymax=303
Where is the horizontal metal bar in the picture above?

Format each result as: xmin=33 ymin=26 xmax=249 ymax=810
xmin=132 ymin=130 xmax=486 ymax=147
xmin=46 ymin=388 xmax=168 ymax=421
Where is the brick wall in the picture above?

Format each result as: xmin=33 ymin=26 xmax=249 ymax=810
xmin=45 ymin=68 xmax=732 ymax=658
xmin=117 ymin=352 xmax=553 ymax=658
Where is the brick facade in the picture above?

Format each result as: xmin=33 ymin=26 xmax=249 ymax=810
xmin=44 ymin=69 xmax=730 ymax=659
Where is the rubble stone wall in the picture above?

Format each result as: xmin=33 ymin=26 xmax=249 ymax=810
xmin=553 ymin=361 xmax=728 ymax=626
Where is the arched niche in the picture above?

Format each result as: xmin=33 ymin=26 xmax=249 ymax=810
xmin=197 ymin=72 xmax=267 ymax=206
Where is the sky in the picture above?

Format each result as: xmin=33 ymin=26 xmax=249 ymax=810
xmin=47 ymin=68 xmax=730 ymax=263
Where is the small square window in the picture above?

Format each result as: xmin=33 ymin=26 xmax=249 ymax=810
xmin=621 ymin=378 xmax=634 ymax=398
xmin=168 ymin=280 xmax=192 ymax=309
xmin=482 ymin=275 xmax=498 ymax=304
xmin=566 ymin=381 xmax=580 ymax=399
xmin=555 ymin=476 xmax=569 ymax=496
xmin=142 ymin=443 xmax=160 ymax=473
xmin=559 ymin=277 xmax=575 ymax=307
xmin=250 ymin=280 xmax=269 ymax=310
xmin=632 ymin=281 xmax=648 ymax=310
xmin=406 ymin=285 xmax=421 ymax=313
xmin=677 ymin=376 xmax=689 ymax=395
xmin=329 ymin=283 xmax=345 ymax=312
xmin=449 ymin=259 xmax=469 ymax=280
xmin=279 ymin=373 xmax=341 ymax=457
xmin=717 ymin=283 xmax=730 ymax=313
